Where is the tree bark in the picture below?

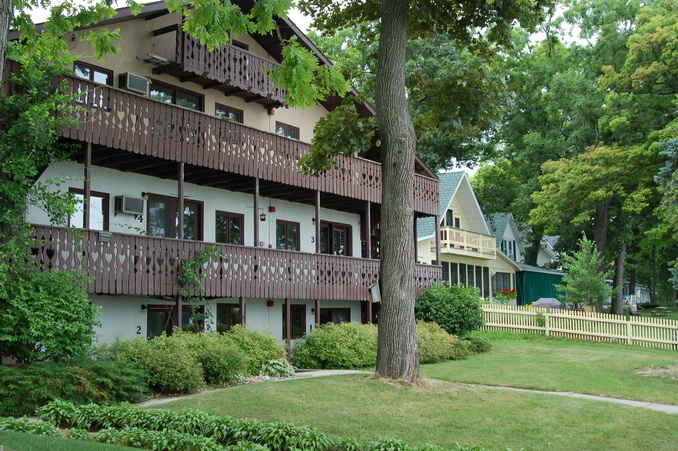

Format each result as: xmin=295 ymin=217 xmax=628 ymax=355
xmin=593 ymin=201 xmax=608 ymax=263
xmin=611 ymin=243 xmax=625 ymax=315
xmin=525 ymin=226 xmax=543 ymax=266
xmin=0 ymin=0 xmax=11 ymax=88
xmin=374 ymin=0 xmax=420 ymax=382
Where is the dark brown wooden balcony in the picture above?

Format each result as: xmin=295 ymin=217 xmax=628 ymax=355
xmin=153 ymin=30 xmax=286 ymax=108
xmin=58 ymin=74 xmax=439 ymax=216
xmin=31 ymin=226 xmax=442 ymax=299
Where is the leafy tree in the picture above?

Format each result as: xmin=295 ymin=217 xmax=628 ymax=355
xmin=299 ymin=0 xmax=554 ymax=382
xmin=556 ymin=236 xmax=615 ymax=309
xmin=415 ymin=283 xmax=484 ymax=338
xmin=654 ymin=139 xmax=678 ymax=294
xmin=0 ymin=54 xmax=102 ymax=363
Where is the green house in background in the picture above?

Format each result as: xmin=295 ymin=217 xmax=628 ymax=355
xmin=514 ymin=263 xmax=564 ymax=306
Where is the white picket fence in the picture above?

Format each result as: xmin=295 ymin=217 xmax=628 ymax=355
xmin=481 ymin=305 xmax=678 ymax=350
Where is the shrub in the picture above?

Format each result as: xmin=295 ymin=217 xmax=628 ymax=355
xmin=292 ymin=322 xmax=378 ymax=369
xmin=224 ymin=325 xmax=287 ymax=375
xmin=416 ymin=283 xmax=484 ymax=337
xmin=416 ymin=321 xmax=471 ymax=364
xmin=171 ymin=330 xmax=247 ymax=385
xmin=0 ymin=270 xmax=100 ymax=363
xmin=463 ymin=336 xmax=492 ymax=354
xmin=113 ymin=333 xmax=204 ymax=393
xmin=260 ymin=358 xmax=296 ymax=378
xmin=0 ymin=359 xmax=147 ymax=416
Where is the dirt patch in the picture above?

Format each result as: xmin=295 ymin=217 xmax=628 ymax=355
xmin=635 ymin=364 xmax=678 ymax=380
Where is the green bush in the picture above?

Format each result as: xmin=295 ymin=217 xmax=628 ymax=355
xmin=463 ymin=336 xmax=492 ymax=354
xmin=224 ymin=325 xmax=287 ymax=375
xmin=171 ymin=330 xmax=247 ymax=385
xmin=0 ymin=360 xmax=147 ymax=416
xmin=416 ymin=283 xmax=484 ymax=337
xmin=260 ymin=358 xmax=296 ymax=378
xmin=416 ymin=321 xmax=471 ymax=364
xmin=113 ymin=333 xmax=204 ymax=394
xmin=0 ymin=270 xmax=100 ymax=363
xmin=292 ymin=322 xmax=378 ymax=369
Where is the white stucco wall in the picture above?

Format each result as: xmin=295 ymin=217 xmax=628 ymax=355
xmin=91 ymin=294 xmax=364 ymax=345
xmin=27 ymin=162 xmax=362 ymax=254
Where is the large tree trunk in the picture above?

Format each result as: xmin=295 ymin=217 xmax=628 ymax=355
xmin=593 ymin=201 xmax=608 ymax=262
xmin=0 ymin=0 xmax=10 ymax=88
xmin=525 ymin=226 xmax=543 ymax=266
xmin=610 ymin=243 xmax=625 ymax=315
xmin=374 ymin=0 xmax=420 ymax=382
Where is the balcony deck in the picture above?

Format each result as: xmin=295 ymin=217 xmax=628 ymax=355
xmin=54 ymin=73 xmax=438 ymax=216
xmin=439 ymin=227 xmax=496 ymax=260
xmin=152 ymin=30 xmax=286 ymax=107
xmin=32 ymin=226 xmax=442 ymax=300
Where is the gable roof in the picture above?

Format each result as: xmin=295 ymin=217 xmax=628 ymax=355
xmin=417 ymin=171 xmax=489 ymax=240
xmin=485 ymin=212 xmax=511 ymax=247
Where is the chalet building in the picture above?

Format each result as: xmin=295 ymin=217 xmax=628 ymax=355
xmin=11 ymin=1 xmax=441 ymax=345
xmin=416 ymin=172 xmax=505 ymax=299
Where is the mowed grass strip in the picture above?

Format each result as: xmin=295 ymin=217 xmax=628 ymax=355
xmin=423 ymin=331 xmax=678 ymax=404
xmin=0 ymin=430 xmax=139 ymax=451
xmin=159 ymin=374 xmax=677 ymax=451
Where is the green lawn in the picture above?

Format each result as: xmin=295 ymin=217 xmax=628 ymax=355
xmin=3 ymin=333 xmax=676 ymax=450
xmin=0 ymin=430 xmax=137 ymax=451
xmin=423 ymin=331 xmax=678 ymax=404
xmin=156 ymin=333 xmax=678 ymax=451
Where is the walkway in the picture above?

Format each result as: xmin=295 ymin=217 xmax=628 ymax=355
xmin=136 ymin=370 xmax=678 ymax=414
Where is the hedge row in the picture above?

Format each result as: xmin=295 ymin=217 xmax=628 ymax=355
xmin=292 ymin=321 xmax=477 ymax=369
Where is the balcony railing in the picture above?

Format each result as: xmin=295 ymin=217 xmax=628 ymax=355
xmin=57 ymin=73 xmax=438 ymax=216
xmin=176 ymin=31 xmax=286 ymax=105
xmin=439 ymin=227 xmax=496 ymax=260
xmin=31 ymin=226 xmax=441 ymax=300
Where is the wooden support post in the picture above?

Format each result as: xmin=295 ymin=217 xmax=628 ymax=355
xmin=239 ymin=296 xmax=246 ymax=325
xmin=254 ymin=177 xmax=260 ymax=247
xmin=315 ymin=299 xmax=320 ymax=326
xmin=434 ymin=215 xmax=441 ymax=265
xmin=365 ymin=201 xmax=372 ymax=258
xmin=367 ymin=299 xmax=373 ymax=324
xmin=315 ymin=191 xmax=321 ymax=253
xmin=178 ymin=163 xmax=185 ymax=239
xmin=83 ymin=142 xmax=92 ymax=229
xmin=413 ymin=216 xmax=418 ymax=262
xmin=285 ymin=297 xmax=291 ymax=356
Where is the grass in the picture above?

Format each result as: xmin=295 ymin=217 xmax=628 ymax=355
xmin=155 ymin=332 xmax=678 ymax=451
xmin=3 ymin=332 xmax=676 ymax=450
xmin=158 ymin=374 xmax=676 ymax=450
xmin=423 ymin=331 xmax=678 ymax=404
xmin=0 ymin=430 xmax=137 ymax=451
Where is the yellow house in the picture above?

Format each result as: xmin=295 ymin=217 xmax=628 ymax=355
xmin=417 ymin=172 xmax=517 ymax=299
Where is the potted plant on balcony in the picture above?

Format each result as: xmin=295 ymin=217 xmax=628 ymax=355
xmin=494 ymin=289 xmax=517 ymax=305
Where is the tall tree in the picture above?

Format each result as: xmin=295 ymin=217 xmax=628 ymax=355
xmin=298 ymin=0 xmax=553 ymax=381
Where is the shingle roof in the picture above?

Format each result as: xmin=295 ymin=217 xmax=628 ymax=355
xmin=485 ymin=212 xmax=511 ymax=248
xmin=416 ymin=172 xmax=465 ymax=239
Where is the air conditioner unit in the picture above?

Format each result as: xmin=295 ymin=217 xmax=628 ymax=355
xmin=119 ymin=73 xmax=149 ymax=95
xmin=115 ymin=196 xmax=144 ymax=216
